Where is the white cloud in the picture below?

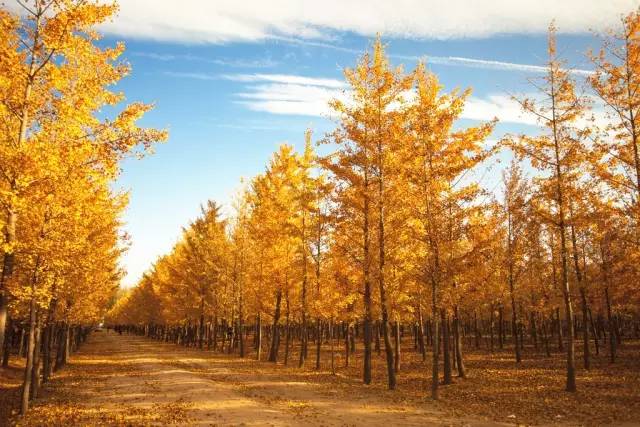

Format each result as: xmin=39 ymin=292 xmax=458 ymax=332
xmin=230 ymin=76 xmax=345 ymax=117
xmin=222 ymin=74 xmax=347 ymax=88
xmin=100 ymin=0 xmax=637 ymax=43
xmin=168 ymin=72 xmax=608 ymax=127
xmin=396 ymin=55 xmax=593 ymax=76
xmin=225 ymin=73 xmax=540 ymax=124
xmin=132 ymin=51 xmax=279 ymax=68
xmin=463 ymin=95 xmax=538 ymax=125
xmin=162 ymin=71 xmax=218 ymax=80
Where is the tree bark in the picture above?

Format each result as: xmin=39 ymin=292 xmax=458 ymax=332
xmin=453 ymin=306 xmax=465 ymax=378
xmin=315 ymin=318 xmax=321 ymax=369
xmin=442 ymin=310 xmax=452 ymax=385
xmin=393 ymin=320 xmax=400 ymax=374
xmin=21 ymin=298 xmax=36 ymax=415
xmin=268 ymin=289 xmax=282 ymax=362
xmin=30 ymin=315 xmax=42 ymax=399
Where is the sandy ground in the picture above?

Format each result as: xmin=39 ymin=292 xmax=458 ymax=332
xmin=13 ymin=330 xmax=506 ymax=426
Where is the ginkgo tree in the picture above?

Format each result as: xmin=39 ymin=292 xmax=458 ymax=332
xmin=108 ymin=20 xmax=640 ymax=404
xmin=0 ymin=0 xmax=166 ymax=415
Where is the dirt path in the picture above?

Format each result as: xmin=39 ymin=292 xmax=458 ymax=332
xmin=16 ymin=331 xmax=505 ymax=426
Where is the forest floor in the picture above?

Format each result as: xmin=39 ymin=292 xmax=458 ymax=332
xmin=1 ymin=330 xmax=639 ymax=426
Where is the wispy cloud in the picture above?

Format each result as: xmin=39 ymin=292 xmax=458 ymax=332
xmin=463 ymin=95 xmax=537 ymax=125
xmin=225 ymin=73 xmax=539 ymax=123
xmin=222 ymin=74 xmax=346 ymax=88
xmin=230 ymin=75 xmax=345 ymax=117
xmin=169 ymin=71 xmax=605 ymax=126
xmin=132 ymin=51 xmax=278 ymax=68
xmin=100 ymin=1 xmax=637 ymax=43
xmin=392 ymin=54 xmax=593 ymax=75
xmin=162 ymin=71 xmax=218 ymax=80
xmin=274 ymin=38 xmax=595 ymax=75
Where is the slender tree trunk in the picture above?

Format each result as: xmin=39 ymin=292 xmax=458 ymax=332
xmin=299 ymin=212 xmax=309 ymax=368
xmin=605 ymin=287 xmax=616 ymax=363
xmin=431 ymin=277 xmax=440 ymax=399
xmin=284 ymin=325 xmax=291 ymax=366
xmin=531 ymin=311 xmax=538 ymax=350
xmin=499 ymin=305 xmax=505 ymax=349
xmin=453 ymin=306 xmax=465 ymax=378
xmin=0 ymin=211 xmax=17 ymax=356
xmin=284 ymin=292 xmax=291 ymax=365
xmin=417 ymin=308 xmax=426 ymax=361
xmin=556 ymin=307 xmax=564 ymax=352
xmin=542 ymin=317 xmax=551 ymax=357
xmin=64 ymin=324 xmax=70 ymax=363
xmin=0 ymin=294 xmax=7 ymax=359
xmin=509 ymin=279 xmax=521 ymax=362
xmin=362 ymin=168 xmax=372 ymax=385
xmin=381 ymin=317 xmax=395 ymax=389
xmin=31 ymin=315 xmax=42 ymax=399
xmin=2 ymin=317 xmax=12 ymax=367
xmin=490 ymin=307 xmax=495 ymax=353
xmin=442 ymin=310 xmax=452 ymax=385
xmin=21 ymin=298 xmax=36 ymax=415
xmin=588 ymin=308 xmax=599 ymax=356
xmin=198 ymin=300 xmax=205 ymax=350
xmin=237 ymin=317 xmax=245 ymax=358
xmin=344 ymin=322 xmax=350 ymax=368
xmin=256 ymin=314 xmax=262 ymax=361
xmin=329 ymin=320 xmax=335 ymax=374
xmin=315 ymin=318 xmax=321 ymax=369
xmin=580 ymin=289 xmax=590 ymax=370
xmin=269 ymin=289 xmax=282 ymax=362
xmin=393 ymin=320 xmax=400 ymax=373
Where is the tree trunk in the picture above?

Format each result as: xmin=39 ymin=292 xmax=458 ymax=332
xmin=431 ymin=274 xmax=440 ymax=399
xmin=555 ymin=307 xmax=563 ymax=351
xmin=489 ymin=307 xmax=495 ymax=353
xmin=238 ymin=318 xmax=245 ymax=358
xmin=315 ymin=318 xmax=321 ymax=370
xmin=284 ymin=324 xmax=291 ymax=366
xmin=256 ymin=314 xmax=262 ymax=361
xmin=588 ymin=308 xmax=599 ymax=356
xmin=542 ymin=317 xmax=551 ymax=357
xmin=454 ymin=306 xmax=465 ymax=378
xmin=605 ymin=287 xmax=616 ymax=363
xmin=0 ymin=294 xmax=7 ymax=358
xmin=393 ymin=320 xmax=400 ymax=373
xmin=499 ymin=305 xmax=505 ymax=349
xmin=31 ymin=315 xmax=42 ymax=400
xmin=344 ymin=322 xmax=350 ymax=368
xmin=21 ymin=298 xmax=36 ymax=415
xmin=510 ymin=286 xmax=520 ymax=362
xmin=268 ymin=289 xmax=282 ymax=362
xmin=417 ymin=308 xmax=426 ymax=362
xmin=580 ymin=289 xmax=590 ymax=370
xmin=329 ymin=320 xmax=335 ymax=375
xmin=2 ymin=317 xmax=12 ymax=367
xmin=442 ymin=310 xmax=452 ymax=385
xmin=0 ymin=209 xmax=17 ymax=355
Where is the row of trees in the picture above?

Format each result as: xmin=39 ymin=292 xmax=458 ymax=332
xmin=109 ymin=16 xmax=640 ymax=398
xmin=0 ymin=0 xmax=165 ymax=415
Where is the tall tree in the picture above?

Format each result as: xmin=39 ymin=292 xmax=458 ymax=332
xmin=405 ymin=62 xmax=495 ymax=398
xmin=507 ymin=24 xmax=590 ymax=392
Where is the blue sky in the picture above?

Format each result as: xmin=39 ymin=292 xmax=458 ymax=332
xmin=99 ymin=0 xmax=639 ymax=287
